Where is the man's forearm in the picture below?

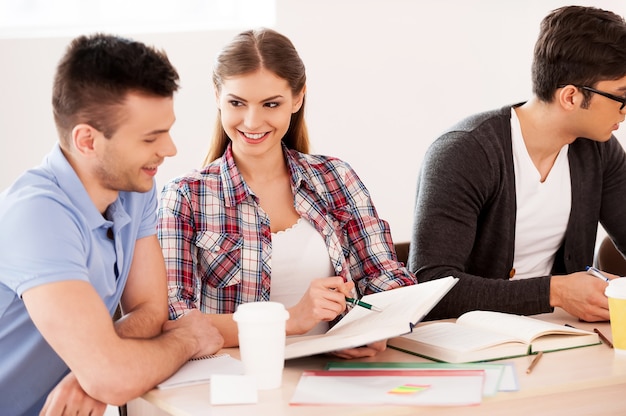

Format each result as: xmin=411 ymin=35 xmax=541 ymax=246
xmin=114 ymin=302 xmax=168 ymax=338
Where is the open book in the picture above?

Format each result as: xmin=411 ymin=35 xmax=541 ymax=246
xmin=388 ymin=310 xmax=600 ymax=363
xmin=284 ymin=276 xmax=458 ymax=359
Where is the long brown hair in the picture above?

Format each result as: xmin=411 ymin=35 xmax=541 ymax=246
xmin=202 ymin=28 xmax=309 ymax=166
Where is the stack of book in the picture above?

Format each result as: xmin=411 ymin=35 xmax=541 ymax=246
xmin=290 ymin=361 xmax=517 ymax=406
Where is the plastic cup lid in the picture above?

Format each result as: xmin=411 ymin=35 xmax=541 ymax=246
xmin=233 ymin=301 xmax=290 ymax=322
xmin=605 ymin=277 xmax=626 ymax=299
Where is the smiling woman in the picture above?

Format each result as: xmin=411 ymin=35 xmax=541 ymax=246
xmin=0 ymin=0 xmax=275 ymax=38
xmin=156 ymin=27 xmax=418 ymax=358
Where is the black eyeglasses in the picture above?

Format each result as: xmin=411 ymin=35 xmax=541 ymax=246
xmin=571 ymin=85 xmax=626 ymax=110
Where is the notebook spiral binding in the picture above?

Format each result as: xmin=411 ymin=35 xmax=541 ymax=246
xmin=190 ymin=352 xmax=227 ymax=361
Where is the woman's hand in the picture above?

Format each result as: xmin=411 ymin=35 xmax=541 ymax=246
xmin=328 ymin=340 xmax=388 ymax=359
xmin=286 ymin=276 xmax=354 ymax=335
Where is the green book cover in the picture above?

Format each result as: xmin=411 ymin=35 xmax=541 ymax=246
xmin=325 ymin=361 xmax=518 ymax=395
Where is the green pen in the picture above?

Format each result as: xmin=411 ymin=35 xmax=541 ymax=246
xmin=345 ymin=297 xmax=383 ymax=312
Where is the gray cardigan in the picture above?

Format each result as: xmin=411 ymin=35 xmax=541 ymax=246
xmin=409 ymin=104 xmax=626 ymax=320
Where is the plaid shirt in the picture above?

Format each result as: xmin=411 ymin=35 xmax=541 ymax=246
xmin=158 ymin=144 xmax=417 ymax=318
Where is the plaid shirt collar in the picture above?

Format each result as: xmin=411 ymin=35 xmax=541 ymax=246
xmin=219 ymin=142 xmax=315 ymax=207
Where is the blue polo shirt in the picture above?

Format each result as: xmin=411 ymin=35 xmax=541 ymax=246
xmin=0 ymin=143 xmax=158 ymax=415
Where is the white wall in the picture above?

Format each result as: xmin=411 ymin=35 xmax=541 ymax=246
xmin=1 ymin=0 xmax=624 ymax=243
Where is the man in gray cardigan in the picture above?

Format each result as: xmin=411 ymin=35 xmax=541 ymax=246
xmin=409 ymin=5 xmax=626 ymax=322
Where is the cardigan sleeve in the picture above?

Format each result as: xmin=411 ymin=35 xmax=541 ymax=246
xmin=596 ymin=137 xmax=626 ymax=256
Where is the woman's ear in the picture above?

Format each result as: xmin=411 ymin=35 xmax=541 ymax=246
xmin=293 ymin=85 xmax=306 ymax=113
xmin=215 ymin=87 xmax=221 ymax=110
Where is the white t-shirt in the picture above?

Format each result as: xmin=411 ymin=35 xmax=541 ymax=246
xmin=270 ymin=217 xmax=334 ymax=334
xmin=511 ymin=108 xmax=571 ymax=280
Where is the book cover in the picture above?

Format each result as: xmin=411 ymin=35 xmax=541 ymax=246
xmin=324 ymin=361 xmax=516 ymax=396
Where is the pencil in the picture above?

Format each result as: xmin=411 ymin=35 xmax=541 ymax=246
xmin=526 ymin=351 xmax=543 ymax=374
xmin=345 ymin=297 xmax=383 ymax=312
xmin=594 ymin=328 xmax=614 ymax=348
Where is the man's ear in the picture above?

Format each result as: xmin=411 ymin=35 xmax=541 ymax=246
xmin=557 ymin=85 xmax=579 ymax=110
xmin=71 ymin=124 xmax=98 ymax=157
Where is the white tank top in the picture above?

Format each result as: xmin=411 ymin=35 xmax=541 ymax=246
xmin=270 ymin=218 xmax=335 ymax=334
xmin=510 ymin=108 xmax=571 ymax=280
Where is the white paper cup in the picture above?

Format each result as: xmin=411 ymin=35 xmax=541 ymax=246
xmin=605 ymin=278 xmax=626 ymax=354
xmin=233 ymin=302 xmax=289 ymax=390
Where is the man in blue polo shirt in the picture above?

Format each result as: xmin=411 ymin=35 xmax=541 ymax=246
xmin=0 ymin=34 xmax=224 ymax=415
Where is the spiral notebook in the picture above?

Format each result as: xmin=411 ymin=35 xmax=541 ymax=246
xmin=157 ymin=353 xmax=244 ymax=389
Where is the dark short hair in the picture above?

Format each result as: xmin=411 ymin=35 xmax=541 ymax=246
xmin=532 ymin=6 xmax=626 ymax=102
xmin=52 ymin=33 xmax=179 ymax=146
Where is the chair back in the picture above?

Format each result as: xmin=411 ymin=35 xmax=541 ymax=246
xmin=595 ymin=236 xmax=626 ymax=277
xmin=394 ymin=242 xmax=410 ymax=266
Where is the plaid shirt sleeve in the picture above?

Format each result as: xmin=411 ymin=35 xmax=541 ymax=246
xmin=158 ymin=154 xmax=268 ymax=318
xmin=158 ymin=179 xmax=200 ymax=319
xmin=335 ymin=162 xmax=418 ymax=295
xmin=294 ymin=151 xmax=417 ymax=297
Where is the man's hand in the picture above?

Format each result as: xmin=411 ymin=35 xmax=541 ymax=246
xmin=162 ymin=309 xmax=225 ymax=359
xmin=550 ymin=272 xmax=611 ymax=321
xmin=40 ymin=372 xmax=107 ymax=416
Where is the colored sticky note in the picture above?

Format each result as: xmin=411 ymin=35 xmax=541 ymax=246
xmin=387 ymin=384 xmax=430 ymax=395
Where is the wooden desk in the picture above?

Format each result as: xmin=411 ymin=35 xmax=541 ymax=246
xmin=128 ymin=309 xmax=626 ymax=416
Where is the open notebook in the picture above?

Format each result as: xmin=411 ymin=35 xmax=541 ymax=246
xmin=284 ymin=276 xmax=458 ymax=359
xmin=157 ymin=353 xmax=244 ymax=389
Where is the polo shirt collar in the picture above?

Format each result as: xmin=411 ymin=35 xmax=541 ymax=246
xmin=46 ymin=143 xmax=129 ymax=231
